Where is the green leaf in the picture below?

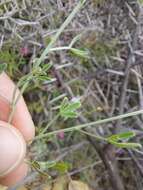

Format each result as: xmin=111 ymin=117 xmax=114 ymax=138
xmin=70 ymin=48 xmax=89 ymax=58
xmin=52 ymin=162 xmax=71 ymax=173
xmin=31 ymin=160 xmax=52 ymax=178
xmin=42 ymin=63 xmax=53 ymax=72
xmin=37 ymin=75 xmax=52 ymax=81
xmin=0 ymin=63 xmax=7 ymax=74
xmin=107 ymin=131 xmax=141 ymax=149
xmin=60 ymin=97 xmax=81 ymax=118
xmin=62 ymin=111 xmax=77 ymax=118
xmin=107 ymin=131 xmax=136 ymax=142
xmin=38 ymin=161 xmax=56 ymax=170
xmin=109 ymin=140 xmax=142 ymax=149
xmin=63 ymin=101 xmax=81 ymax=112
xmin=60 ymin=97 xmax=69 ymax=110
xmin=31 ymin=160 xmax=41 ymax=170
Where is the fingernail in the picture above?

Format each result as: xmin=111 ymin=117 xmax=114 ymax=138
xmin=0 ymin=123 xmax=26 ymax=177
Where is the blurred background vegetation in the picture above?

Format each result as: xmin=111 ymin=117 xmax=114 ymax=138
xmin=1 ymin=0 xmax=143 ymax=189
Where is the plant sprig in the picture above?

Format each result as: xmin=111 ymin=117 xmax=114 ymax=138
xmin=35 ymin=108 xmax=143 ymax=146
xmin=8 ymin=0 xmax=86 ymax=123
xmin=60 ymin=97 xmax=81 ymax=119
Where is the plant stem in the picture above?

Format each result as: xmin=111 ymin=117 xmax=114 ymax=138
xmin=36 ymin=0 xmax=86 ymax=67
xmin=40 ymin=113 xmax=60 ymax=135
xmin=8 ymin=1 xmax=86 ymax=122
xmin=35 ymin=109 xmax=143 ymax=140
xmin=8 ymin=75 xmax=33 ymax=123
xmin=79 ymin=129 xmax=106 ymax=141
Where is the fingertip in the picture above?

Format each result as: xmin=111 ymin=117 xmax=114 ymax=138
xmin=0 ymin=72 xmax=35 ymax=142
xmin=12 ymin=102 xmax=35 ymax=142
xmin=0 ymin=121 xmax=26 ymax=177
xmin=0 ymin=162 xmax=28 ymax=187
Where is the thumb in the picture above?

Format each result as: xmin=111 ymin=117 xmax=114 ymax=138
xmin=0 ymin=121 xmax=26 ymax=178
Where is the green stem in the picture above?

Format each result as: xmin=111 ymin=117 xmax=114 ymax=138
xmin=36 ymin=0 xmax=86 ymax=67
xmin=8 ymin=75 xmax=33 ymax=123
xmin=8 ymin=1 xmax=86 ymax=123
xmin=79 ymin=129 xmax=106 ymax=141
xmin=40 ymin=113 xmax=60 ymax=135
xmin=35 ymin=109 xmax=143 ymax=140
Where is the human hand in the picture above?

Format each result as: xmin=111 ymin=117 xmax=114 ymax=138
xmin=0 ymin=72 xmax=35 ymax=187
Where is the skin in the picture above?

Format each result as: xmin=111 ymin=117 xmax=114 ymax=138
xmin=0 ymin=72 xmax=35 ymax=186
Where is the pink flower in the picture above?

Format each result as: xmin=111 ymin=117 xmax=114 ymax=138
xmin=20 ymin=47 xmax=29 ymax=56
xmin=57 ymin=131 xmax=65 ymax=140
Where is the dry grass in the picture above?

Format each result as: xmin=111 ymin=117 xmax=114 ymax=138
xmin=1 ymin=0 xmax=143 ymax=190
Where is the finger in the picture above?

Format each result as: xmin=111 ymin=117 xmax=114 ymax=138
xmin=0 ymin=72 xmax=35 ymax=141
xmin=0 ymin=162 xmax=28 ymax=187
xmin=0 ymin=121 xmax=26 ymax=178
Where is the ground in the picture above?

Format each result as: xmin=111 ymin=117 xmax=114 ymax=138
xmin=1 ymin=0 xmax=143 ymax=190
